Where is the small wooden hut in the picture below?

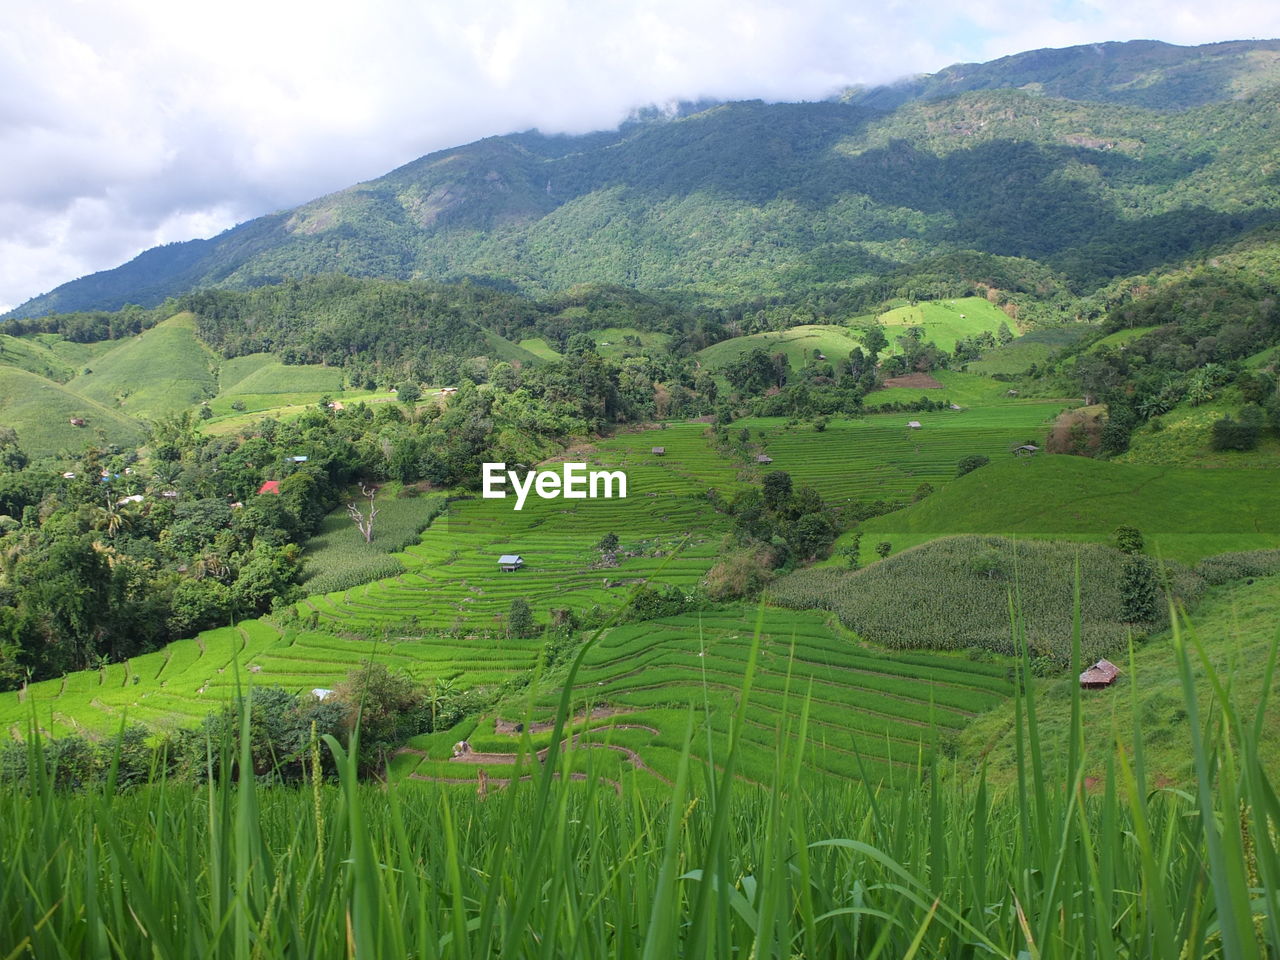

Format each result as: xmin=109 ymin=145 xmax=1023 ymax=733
xmin=1079 ymin=659 xmax=1119 ymax=689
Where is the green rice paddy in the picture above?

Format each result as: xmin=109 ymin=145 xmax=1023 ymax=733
xmin=393 ymin=606 xmax=1013 ymax=789
xmin=740 ymin=402 xmax=1066 ymax=504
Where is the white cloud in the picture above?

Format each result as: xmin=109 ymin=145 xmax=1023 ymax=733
xmin=2 ymin=0 xmax=1279 ymax=310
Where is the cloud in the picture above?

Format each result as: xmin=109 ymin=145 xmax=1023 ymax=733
xmin=2 ymin=0 xmax=1279 ymax=311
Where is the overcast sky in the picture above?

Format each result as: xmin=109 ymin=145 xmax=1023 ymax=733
xmin=3 ymin=0 xmax=1279 ymax=312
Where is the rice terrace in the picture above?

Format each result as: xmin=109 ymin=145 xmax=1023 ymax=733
xmin=2 ymin=24 xmax=1280 ymax=960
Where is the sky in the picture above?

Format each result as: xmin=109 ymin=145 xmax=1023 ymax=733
xmin=2 ymin=0 xmax=1280 ymax=312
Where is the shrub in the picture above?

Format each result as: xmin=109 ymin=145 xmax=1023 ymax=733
xmin=508 ymin=598 xmax=537 ymax=639
xmin=956 ymin=454 xmax=990 ymax=477
xmin=1194 ymin=549 xmax=1280 ymax=585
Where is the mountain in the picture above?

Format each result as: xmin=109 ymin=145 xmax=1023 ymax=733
xmin=840 ymin=38 xmax=1280 ymax=111
xmin=8 ymin=38 xmax=1280 ymax=319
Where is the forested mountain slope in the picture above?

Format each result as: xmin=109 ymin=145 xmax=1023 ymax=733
xmin=9 ymin=38 xmax=1280 ymax=318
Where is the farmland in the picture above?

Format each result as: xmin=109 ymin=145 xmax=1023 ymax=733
xmin=0 ymin=365 xmax=146 ymax=456
xmin=217 ymin=355 xmax=346 ymax=395
xmin=695 ymin=324 xmax=861 ymax=371
xmin=862 ymin=369 xmax=1028 ymax=407
xmin=961 ymin=571 xmax=1280 ymax=785
xmin=68 ymin=312 xmax=219 ymax=418
xmin=392 ymin=606 xmax=1014 ymax=790
xmin=855 ymin=296 xmax=1016 ymax=353
xmin=739 ymin=402 xmax=1066 ymax=504
xmin=965 ymin=323 xmax=1094 ymax=376
xmin=302 ymin=431 xmax=732 ymax=632
xmin=854 ymin=454 xmax=1280 ymax=564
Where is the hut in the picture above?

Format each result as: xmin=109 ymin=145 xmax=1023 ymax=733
xmin=257 ymin=480 xmax=281 ymax=496
xmin=288 ymin=455 xmax=309 ymax=463
xmin=69 ymin=417 xmax=86 ymax=427
xmin=1080 ymin=659 xmax=1120 ymax=689
xmin=755 ymin=454 xmax=773 ymax=464
xmin=651 ymin=446 xmax=665 ymax=456
xmin=907 ymin=421 xmax=922 ymax=430
xmin=498 ymin=554 xmax=525 ymax=572
xmin=311 ymin=688 xmax=335 ymax=701
xmin=1014 ymin=444 xmax=1041 ymax=456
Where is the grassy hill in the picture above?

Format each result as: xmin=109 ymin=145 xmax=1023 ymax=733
xmin=966 ymin=324 xmax=1095 ymax=376
xmin=67 ymin=312 xmax=217 ymax=419
xmin=859 ymin=297 xmax=1015 ymax=353
xmin=0 ymin=366 xmax=145 ymax=457
xmin=855 ymin=454 xmax=1280 ymax=564
xmin=217 ymin=357 xmax=345 ymax=395
xmin=741 ymin=402 xmax=1067 ymax=504
xmin=0 ymin=335 xmax=79 ymax=383
xmin=960 ymin=571 xmax=1280 ymax=785
xmin=1117 ymin=398 xmax=1280 ymax=467
xmin=696 ymin=325 xmax=862 ymax=371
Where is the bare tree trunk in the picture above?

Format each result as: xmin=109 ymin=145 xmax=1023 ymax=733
xmin=346 ymin=484 xmax=379 ymax=544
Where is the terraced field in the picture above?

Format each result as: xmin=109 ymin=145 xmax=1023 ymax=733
xmin=0 ymin=423 xmax=745 ymax=738
xmin=740 ymin=402 xmax=1067 ymax=504
xmin=857 ymin=455 xmax=1280 ymax=564
xmin=392 ymin=608 xmax=1014 ymax=790
xmin=302 ymin=428 xmax=736 ymax=631
xmin=2 ymin=616 xmax=551 ymax=740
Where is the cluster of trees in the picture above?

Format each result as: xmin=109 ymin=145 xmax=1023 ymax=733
xmin=0 ymin=662 xmax=488 ymax=788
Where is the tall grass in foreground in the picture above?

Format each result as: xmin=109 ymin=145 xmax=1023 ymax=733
xmin=1 ymin=597 xmax=1277 ymax=958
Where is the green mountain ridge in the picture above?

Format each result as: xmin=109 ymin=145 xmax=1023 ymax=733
xmin=9 ymin=38 xmax=1280 ymax=319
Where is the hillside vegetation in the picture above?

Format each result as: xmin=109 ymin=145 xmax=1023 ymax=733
xmin=10 ymin=40 xmax=1280 ymax=317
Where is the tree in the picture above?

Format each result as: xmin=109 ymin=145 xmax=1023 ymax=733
xmin=597 ymin=532 xmax=619 ymax=556
xmin=346 ymin=484 xmax=379 ymax=544
xmin=875 ymin=541 xmax=892 ymax=559
xmin=1113 ymin=525 xmax=1144 ymax=554
xmin=787 ymin=513 xmax=834 ymax=560
xmin=335 ymin=662 xmax=427 ymax=774
xmin=956 ymin=454 xmax=989 ymax=477
xmin=508 ymin=598 xmax=536 ymax=639
xmin=1120 ymin=554 xmax=1159 ymax=624
xmin=396 ymin=382 xmax=422 ymax=405
xmin=861 ymin=325 xmax=887 ymax=361
xmin=839 ymin=536 xmax=862 ymax=569
xmin=762 ymin=471 xmax=792 ymax=512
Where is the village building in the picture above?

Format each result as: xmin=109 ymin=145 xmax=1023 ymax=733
xmin=651 ymin=446 xmax=665 ymax=456
xmin=498 ymin=554 xmax=524 ymax=572
xmin=1080 ymin=659 xmax=1120 ymax=689
xmin=257 ymin=480 xmax=281 ymax=495
xmin=755 ymin=454 xmax=773 ymax=464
